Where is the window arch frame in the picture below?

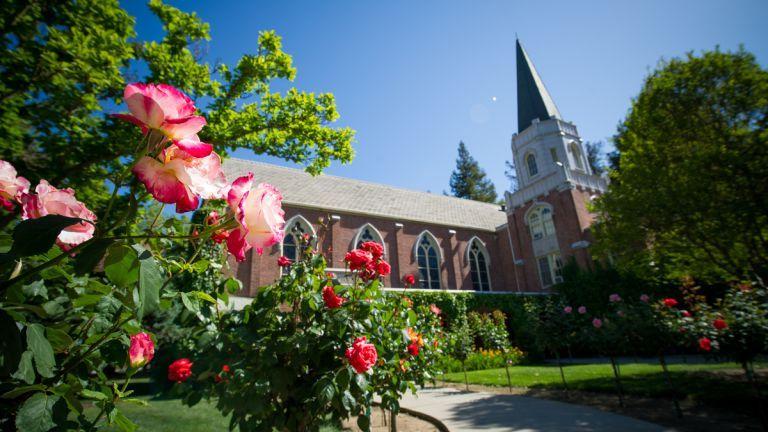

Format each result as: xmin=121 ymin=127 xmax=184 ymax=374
xmin=569 ymin=142 xmax=585 ymax=171
xmin=413 ymin=231 xmax=442 ymax=290
xmin=525 ymin=203 xmax=556 ymax=241
xmin=525 ymin=152 xmax=539 ymax=177
xmin=466 ymin=237 xmax=492 ymax=291
xmin=280 ymin=215 xmax=316 ymax=262
xmin=352 ymin=223 xmax=386 ymax=254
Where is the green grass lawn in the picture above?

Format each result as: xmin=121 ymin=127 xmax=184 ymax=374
xmin=89 ymin=397 xmax=340 ymax=431
xmin=441 ymin=361 xmax=765 ymax=409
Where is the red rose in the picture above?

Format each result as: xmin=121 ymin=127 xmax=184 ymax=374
xmin=376 ymin=260 xmax=391 ymax=277
xmin=407 ymin=342 xmax=420 ymax=356
xmin=344 ymin=249 xmax=373 ymax=271
xmin=403 ymin=274 xmax=416 ymax=286
xmin=168 ymin=358 xmax=193 ymax=382
xmin=277 ymin=256 xmax=292 ymax=267
xmin=345 ymin=336 xmax=377 ymax=374
xmin=322 ymin=286 xmax=345 ymax=309
xmin=663 ymin=298 xmax=678 ymax=308
xmin=212 ymin=229 xmax=229 ymax=244
xmin=713 ymin=318 xmax=728 ymax=330
xmin=359 ymin=241 xmax=384 ymax=260
xmin=429 ymin=304 xmax=442 ymax=315
xmin=221 ymin=364 xmax=230 ymax=373
xmin=681 ymin=310 xmax=691 ymax=318
xmin=698 ymin=337 xmax=712 ymax=351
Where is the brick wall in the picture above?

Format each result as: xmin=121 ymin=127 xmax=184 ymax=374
xmin=230 ymin=205 xmax=512 ymax=295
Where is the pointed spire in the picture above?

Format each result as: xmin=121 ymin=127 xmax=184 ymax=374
xmin=516 ymin=38 xmax=561 ymax=133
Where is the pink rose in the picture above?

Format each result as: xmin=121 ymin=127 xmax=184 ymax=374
xmin=114 ymin=83 xmax=212 ymax=157
xmin=129 ymin=332 xmax=155 ymax=368
xmin=563 ymin=306 xmax=573 ymax=314
xmin=359 ymin=241 xmax=384 ymax=260
xmin=0 ymin=160 xmax=30 ymax=211
xmin=21 ymin=180 xmax=96 ymax=249
xmin=429 ymin=304 xmax=442 ymax=315
xmin=226 ymin=174 xmax=285 ymax=261
xmin=345 ymin=336 xmax=377 ymax=374
xmin=592 ymin=318 xmax=603 ymax=328
xmin=577 ymin=306 xmax=587 ymax=314
xmin=133 ymin=145 xmax=227 ymax=213
xmin=640 ymin=294 xmax=650 ymax=303
xmin=344 ymin=249 xmax=373 ymax=271
xmin=609 ymin=293 xmax=621 ymax=303
xmin=322 ymin=286 xmax=345 ymax=309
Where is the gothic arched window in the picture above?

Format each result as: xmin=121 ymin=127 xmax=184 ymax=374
xmin=468 ymin=239 xmax=491 ymax=291
xmin=282 ymin=216 xmax=314 ymax=261
xmin=354 ymin=224 xmax=384 ymax=251
xmin=527 ymin=205 xmax=556 ymax=241
xmin=570 ymin=143 xmax=585 ymax=171
xmin=526 ymin=153 xmax=538 ymax=177
xmin=416 ymin=233 xmax=441 ymax=289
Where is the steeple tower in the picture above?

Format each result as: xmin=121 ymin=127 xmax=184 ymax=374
xmin=516 ymin=39 xmax=561 ymax=133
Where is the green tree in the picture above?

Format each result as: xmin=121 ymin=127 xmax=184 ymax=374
xmin=448 ymin=141 xmax=497 ymax=203
xmin=593 ymin=48 xmax=768 ymax=284
xmin=0 ymin=0 xmax=354 ymax=213
xmin=585 ymin=141 xmax=605 ymax=175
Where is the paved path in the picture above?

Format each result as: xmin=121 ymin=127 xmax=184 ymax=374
xmin=399 ymin=388 xmax=673 ymax=432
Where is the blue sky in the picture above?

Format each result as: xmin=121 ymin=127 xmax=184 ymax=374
xmin=125 ymin=0 xmax=768 ymax=196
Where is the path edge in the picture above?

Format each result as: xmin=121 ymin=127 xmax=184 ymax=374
xmin=371 ymin=401 xmax=451 ymax=432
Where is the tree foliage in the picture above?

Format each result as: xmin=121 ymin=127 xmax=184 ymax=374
xmin=448 ymin=141 xmax=497 ymax=203
xmin=0 ymin=0 xmax=355 ymax=211
xmin=585 ymin=141 xmax=605 ymax=175
xmin=593 ymin=48 xmax=768 ymax=284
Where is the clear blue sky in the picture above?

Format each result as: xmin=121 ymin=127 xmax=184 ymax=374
xmin=125 ymin=0 xmax=768 ymax=196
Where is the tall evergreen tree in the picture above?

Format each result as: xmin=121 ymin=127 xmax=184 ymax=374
xmin=449 ymin=141 xmax=497 ymax=203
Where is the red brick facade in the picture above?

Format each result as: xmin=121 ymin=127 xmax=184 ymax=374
xmin=230 ymin=183 xmax=601 ymax=296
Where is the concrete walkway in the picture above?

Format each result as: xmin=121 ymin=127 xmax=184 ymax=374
xmin=399 ymin=388 xmax=673 ymax=432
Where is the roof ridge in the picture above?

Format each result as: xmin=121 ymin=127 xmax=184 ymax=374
xmin=227 ymin=157 xmax=504 ymax=209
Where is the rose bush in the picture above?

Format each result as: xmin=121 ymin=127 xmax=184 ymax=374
xmin=168 ymin=239 xmax=442 ymax=431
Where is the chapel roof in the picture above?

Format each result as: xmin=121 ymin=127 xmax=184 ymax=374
xmin=223 ymin=158 xmax=508 ymax=232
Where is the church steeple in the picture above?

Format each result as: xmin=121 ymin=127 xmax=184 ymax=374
xmin=516 ymin=39 xmax=561 ymax=133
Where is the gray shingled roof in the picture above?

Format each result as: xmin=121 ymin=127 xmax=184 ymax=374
xmin=223 ymin=158 xmax=508 ymax=231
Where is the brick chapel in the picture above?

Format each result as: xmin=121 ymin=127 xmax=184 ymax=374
xmin=225 ymin=39 xmax=607 ymax=295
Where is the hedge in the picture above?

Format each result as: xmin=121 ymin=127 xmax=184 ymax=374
xmin=386 ymin=289 xmax=550 ymax=358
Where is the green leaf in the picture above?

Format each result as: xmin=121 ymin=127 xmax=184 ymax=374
xmin=356 ymin=413 xmax=370 ymax=431
xmin=135 ymin=246 xmax=162 ymax=319
xmin=86 ymin=279 xmax=112 ymax=294
xmin=180 ymin=292 xmax=200 ymax=314
xmin=8 ymin=215 xmax=86 ymax=258
xmin=224 ymin=277 xmax=242 ymax=293
xmin=315 ymin=377 xmax=335 ymax=403
xmin=80 ymin=388 xmax=108 ymax=400
xmin=353 ymin=373 xmax=368 ymax=390
xmin=45 ymin=327 xmax=73 ymax=353
xmin=194 ymin=291 xmax=217 ymax=304
xmin=190 ymin=259 xmax=210 ymax=273
xmin=104 ymin=244 xmax=139 ymax=288
xmin=73 ymin=294 xmax=103 ymax=308
xmin=74 ymin=239 xmax=115 ymax=275
xmin=27 ymin=324 xmax=55 ymax=378
xmin=22 ymin=280 xmax=48 ymax=300
xmin=121 ymin=397 xmax=148 ymax=406
xmin=12 ymin=351 xmax=35 ymax=384
xmin=408 ymin=309 xmax=418 ymax=326
xmin=341 ymin=390 xmax=356 ymax=411
xmin=1 ymin=384 xmax=45 ymax=399
xmin=15 ymin=392 xmax=60 ymax=432
xmin=0 ymin=309 xmax=23 ymax=376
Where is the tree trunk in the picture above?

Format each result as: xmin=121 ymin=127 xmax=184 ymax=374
xmin=462 ymin=360 xmax=469 ymax=391
xmin=504 ymin=362 xmax=513 ymax=393
xmin=658 ymin=352 xmax=683 ymax=418
xmin=390 ymin=409 xmax=398 ymax=432
xmin=609 ymin=355 xmax=625 ymax=408
xmin=742 ymin=360 xmax=768 ymax=431
xmin=555 ymin=350 xmax=568 ymax=391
